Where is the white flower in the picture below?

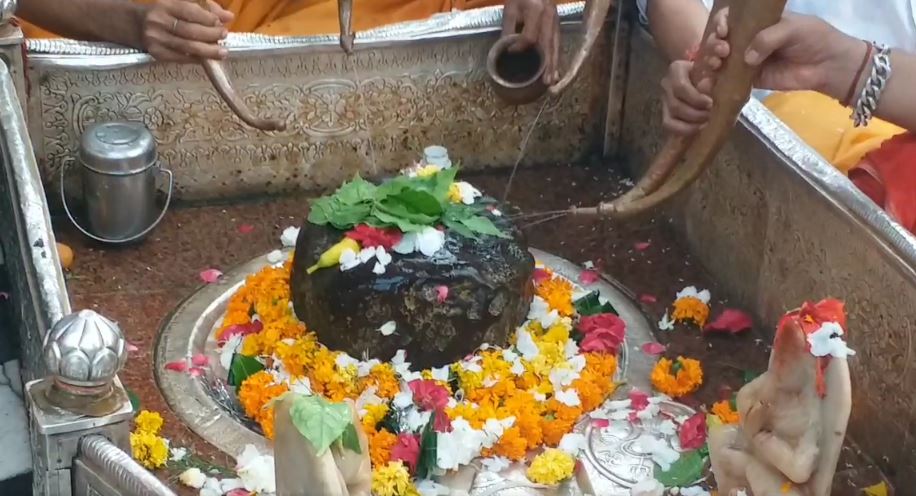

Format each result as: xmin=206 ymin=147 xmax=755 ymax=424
xmin=558 ymin=433 xmax=587 ymax=456
xmin=335 ymin=353 xmax=360 ymax=370
xmin=219 ymin=334 xmax=243 ymax=371
xmin=568 ymin=354 xmax=587 ymax=372
xmin=373 ymin=248 xmax=392 ymax=274
xmin=169 ymin=446 xmax=189 ymax=463
xmin=510 ymin=359 xmax=525 ymax=376
xmin=356 ymin=386 xmax=384 ymax=413
xmin=502 ymin=349 xmax=519 ymax=363
xmin=235 ymin=445 xmax=276 ymax=494
xmin=280 ymin=226 xmax=300 ymax=247
xmin=675 ymin=286 xmax=710 ymax=304
xmin=527 ymin=296 xmax=559 ymax=328
xmin=634 ymin=434 xmax=680 ymax=471
xmin=406 ymin=408 xmax=432 ymax=433
xmin=807 ymin=321 xmax=856 ymax=358
xmin=394 ymin=227 xmax=445 ymax=257
xmin=564 ymin=339 xmax=580 ymax=358
xmin=516 ymin=329 xmax=540 ymax=361
xmin=549 ymin=367 xmax=580 ymax=389
xmin=219 ymin=478 xmax=245 ymax=493
xmin=199 ymin=477 xmax=223 ymax=496
xmin=482 ymin=417 xmax=515 ymax=448
xmin=657 ymin=419 xmax=677 ymax=436
xmin=636 ymin=403 xmax=660 ymax=420
xmin=290 ymin=377 xmax=313 ymax=396
xmin=658 ymin=311 xmax=675 ymax=331
xmin=555 ymin=389 xmax=581 ymax=407
xmin=454 ymin=181 xmax=482 ymax=205
xmin=461 ymin=360 xmax=483 ymax=373
xmin=430 ymin=365 xmax=450 ymax=382
xmin=608 ymin=409 xmax=631 ymax=421
xmin=358 ymin=246 xmax=377 ymax=263
xmin=178 ymin=468 xmax=206 ymax=489
xmin=416 ymin=479 xmax=452 ymax=496
xmin=266 ymin=249 xmax=284 ymax=265
xmin=436 ymin=418 xmax=487 ymax=470
xmin=339 ymin=248 xmax=361 ymax=271
xmin=357 ymin=359 xmax=381 ymax=378
xmin=378 ymin=321 xmax=397 ymax=336
xmin=630 ymin=477 xmax=665 ymax=496
xmin=480 ymin=456 xmax=512 ymax=473
xmin=393 ymin=389 xmax=414 ymax=409
xmin=680 ymin=486 xmax=711 ymax=496
xmin=392 ymin=349 xmax=408 ymax=366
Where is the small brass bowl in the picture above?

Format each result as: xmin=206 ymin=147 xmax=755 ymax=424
xmin=487 ymin=33 xmax=548 ymax=105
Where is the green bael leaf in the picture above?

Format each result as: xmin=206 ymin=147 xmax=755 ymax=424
xmin=389 ymin=189 xmax=444 ymax=217
xmin=325 ymin=203 xmax=373 ymax=230
xmin=340 ymin=423 xmax=362 ymax=454
xmin=335 ymin=175 xmax=377 ymax=205
xmin=655 ymin=449 xmax=707 ymax=487
xmin=228 ymin=354 xmax=265 ymax=389
xmin=459 ymin=215 xmax=509 ymax=238
xmin=573 ymin=291 xmax=618 ymax=316
xmin=442 ymin=204 xmax=508 ymax=239
xmin=431 ymin=166 xmax=459 ymax=202
xmin=416 ymin=410 xmax=439 ymax=479
xmin=288 ymin=395 xmax=353 ymax=456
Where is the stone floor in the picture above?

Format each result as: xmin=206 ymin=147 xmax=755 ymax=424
xmin=43 ymin=162 xmax=890 ymax=494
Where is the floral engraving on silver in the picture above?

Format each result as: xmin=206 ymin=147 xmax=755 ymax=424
xmin=43 ymin=309 xmax=127 ymax=388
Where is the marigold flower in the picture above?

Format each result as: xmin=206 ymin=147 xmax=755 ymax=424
xmin=535 ymin=277 xmax=575 ymax=317
xmin=650 ymin=356 xmax=703 ymax=398
xmin=134 ymin=410 xmax=164 ymax=435
xmin=371 ymin=461 xmax=416 ymax=496
xmin=488 ymin=426 xmax=528 ymax=461
xmin=526 ymin=448 xmax=575 ymax=485
xmin=369 ymin=429 xmax=398 ymax=468
xmin=130 ymin=431 xmax=169 ymax=470
xmin=712 ymin=400 xmax=740 ymax=424
xmin=671 ymin=286 xmax=711 ymax=327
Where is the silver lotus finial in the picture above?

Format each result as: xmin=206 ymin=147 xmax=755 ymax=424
xmin=42 ymin=309 xmax=127 ymax=388
xmin=0 ymin=1 xmax=16 ymax=25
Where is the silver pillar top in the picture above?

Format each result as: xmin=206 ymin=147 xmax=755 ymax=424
xmin=42 ymin=309 xmax=128 ymax=388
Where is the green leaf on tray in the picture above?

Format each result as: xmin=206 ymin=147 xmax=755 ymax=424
xmin=573 ymin=291 xmax=618 ymax=316
xmin=655 ymin=448 xmax=708 ymax=487
xmin=289 ymin=395 xmax=354 ymax=456
xmin=228 ymin=354 xmax=265 ymax=389
xmin=127 ymin=387 xmax=141 ymax=414
xmin=340 ymin=423 xmax=363 ymax=454
xmin=416 ymin=410 xmax=439 ymax=479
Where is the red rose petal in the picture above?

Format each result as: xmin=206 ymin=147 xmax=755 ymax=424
xmin=189 ymin=367 xmax=205 ymax=377
xmin=641 ymin=342 xmax=666 ymax=356
xmin=578 ymin=269 xmax=600 ymax=285
xmin=532 ymin=268 xmax=551 ymax=285
xmin=127 ymin=342 xmax=140 ymax=354
xmin=164 ymin=359 xmax=188 ymax=372
xmin=191 ymin=353 xmax=210 ymax=367
xmin=199 ymin=268 xmax=223 ymax=284
xmin=436 ymin=285 xmax=449 ymax=303
xmin=678 ymin=412 xmax=708 ymax=450
xmin=629 ymin=389 xmax=650 ymax=411
xmin=593 ymin=418 xmax=610 ymax=429
xmin=237 ymin=224 xmax=255 ymax=234
xmin=226 ymin=490 xmax=253 ymax=496
xmin=705 ymin=309 xmax=754 ymax=335
xmin=634 ymin=241 xmax=651 ymax=251
xmin=638 ymin=294 xmax=658 ymax=304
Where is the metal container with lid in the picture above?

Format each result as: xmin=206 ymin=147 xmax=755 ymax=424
xmin=61 ymin=121 xmax=173 ymax=244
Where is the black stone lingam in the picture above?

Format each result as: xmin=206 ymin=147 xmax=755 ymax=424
xmin=289 ymin=200 xmax=535 ymax=370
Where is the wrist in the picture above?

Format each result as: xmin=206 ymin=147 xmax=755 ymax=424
xmin=818 ymin=30 xmax=867 ymax=101
xmin=125 ymin=3 xmax=149 ymax=51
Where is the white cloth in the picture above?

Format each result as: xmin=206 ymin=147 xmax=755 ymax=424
xmin=635 ymin=0 xmax=916 ymax=99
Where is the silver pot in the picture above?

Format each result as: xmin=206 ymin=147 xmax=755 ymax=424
xmin=61 ymin=121 xmax=173 ymax=244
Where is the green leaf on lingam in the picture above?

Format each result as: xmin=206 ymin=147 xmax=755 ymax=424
xmin=340 ymin=423 xmax=363 ymax=454
xmin=655 ymin=448 xmax=708 ymax=487
xmin=573 ymin=291 xmax=618 ymax=316
xmin=228 ymin=354 xmax=265 ymax=390
xmin=442 ymin=204 xmax=510 ymax=239
xmin=288 ymin=395 xmax=353 ymax=456
xmin=416 ymin=410 xmax=439 ymax=480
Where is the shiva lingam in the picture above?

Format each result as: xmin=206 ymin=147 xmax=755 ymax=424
xmin=708 ymin=300 xmax=853 ymax=496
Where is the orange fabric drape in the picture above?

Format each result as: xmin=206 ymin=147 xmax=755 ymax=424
xmin=21 ymin=0 xmax=574 ymax=39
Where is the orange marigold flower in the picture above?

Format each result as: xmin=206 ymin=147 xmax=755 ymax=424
xmin=535 ymin=276 xmax=575 ymax=316
xmin=514 ymin=413 xmax=544 ymax=450
xmin=238 ymin=370 xmax=288 ymax=439
xmin=487 ymin=426 xmax=528 ymax=461
xmin=712 ymin=400 xmax=740 ymax=424
xmin=572 ymin=376 xmax=605 ymax=412
xmin=672 ymin=296 xmax=710 ymax=328
xmin=369 ymin=428 xmax=398 ymax=468
xmin=650 ymin=356 xmax=703 ymax=398
xmin=583 ymin=352 xmax=618 ymax=379
xmin=541 ymin=416 xmax=577 ymax=447
xmin=360 ymin=363 xmax=400 ymax=400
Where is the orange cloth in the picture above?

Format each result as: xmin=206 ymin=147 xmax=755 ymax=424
xmin=20 ymin=0 xmax=572 ymax=39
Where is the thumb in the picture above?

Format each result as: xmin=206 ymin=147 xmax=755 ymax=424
xmin=745 ymin=19 xmax=793 ymax=66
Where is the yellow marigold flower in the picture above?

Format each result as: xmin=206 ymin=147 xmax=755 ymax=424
xmin=275 ymin=334 xmax=319 ymax=378
xmin=526 ymin=448 xmax=575 ymax=486
xmin=712 ymin=400 xmax=740 ymax=424
xmin=361 ymin=404 xmax=390 ymax=432
xmin=416 ymin=165 xmax=441 ymax=178
xmin=447 ymin=182 xmax=463 ymax=203
xmin=671 ymin=286 xmax=711 ymax=327
xmin=535 ymin=276 xmax=575 ymax=317
xmin=361 ymin=363 xmax=400 ymax=399
xmin=371 ymin=461 xmax=413 ymax=496
xmin=134 ymin=410 xmax=164 ymax=435
xmin=650 ymin=356 xmax=703 ymax=398
xmin=130 ymin=431 xmax=169 ymax=469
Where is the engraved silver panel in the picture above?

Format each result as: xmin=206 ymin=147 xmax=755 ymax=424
xmin=72 ymin=435 xmax=176 ymax=496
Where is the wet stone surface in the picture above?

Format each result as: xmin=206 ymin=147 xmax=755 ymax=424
xmin=54 ymin=162 xmax=887 ymax=494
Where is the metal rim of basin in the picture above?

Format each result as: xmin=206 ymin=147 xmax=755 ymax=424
xmin=155 ymin=247 xmax=659 ymax=458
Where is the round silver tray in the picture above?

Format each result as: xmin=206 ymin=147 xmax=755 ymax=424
xmin=155 ymin=247 xmax=665 ymax=494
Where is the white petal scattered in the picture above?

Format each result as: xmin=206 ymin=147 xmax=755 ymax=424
xmin=199 ymin=477 xmax=223 ymax=496
xmin=357 ymin=359 xmax=381 ymax=378
xmin=564 ymin=339 xmax=580 ymax=359
xmin=527 ymin=296 xmax=560 ymax=329
xmin=235 ymin=444 xmax=276 ymax=494
xmin=807 ymin=321 xmax=856 ymax=358
xmin=169 ymin=446 xmax=189 ymax=463
xmin=178 ymin=468 xmax=206 ymax=489
xmin=376 ymin=247 xmax=392 ymax=265
xmin=510 ymin=359 xmax=526 ymax=376
xmin=219 ymin=478 xmax=245 ymax=492
xmin=516 ymin=329 xmax=540 ymax=361
xmin=630 ymin=477 xmax=665 ymax=496
xmin=634 ymin=434 xmax=680 ymax=471
xmin=454 ymin=181 xmax=482 ymax=205
xmin=606 ymin=399 xmax=631 ymax=411
xmin=219 ymin=334 xmax=243 ymax=371
xmin=482 ymin=417 xmax=516 ymax=448
xmin=280 ymin=226 xmax=300 ymax=247
xmin=339 ymin=248 xmax=360 ymax=271
xmin=657 ymin=419 xmax=677 ymax=436
xmin=356 ymin=387 xmax=384 ymax=413
xmin=555 ymin=389 xmax=581 ymax=407
xmin=549 ymin=367 xmax=580 ymax=389
xmin=491 ymin=208 xmax=503 ymax=217
xmin=335 ymin=353 xmax=360 ymax=370
xmin=558 ymin=432 xmax=587 ymax=456
xmin=290 ymin=377 xmax=313 ymax=396
xmin=436 ymin=419 xmax=487 ymax=470
xmin=378 ymin=321 xmax=397 ymax=336
xmin=675 ymin=286 xmax=710 ymax=304
xmin=416 ymin=478 xmax=452 ymax=496
xmin=417 ymin=227 xmax=446 ymax=256
xmin=406 ymin=408 xmax=433 ymax=433
xmin=430 ymin=365 xmax=450 ymax=382
xmin=266 ymin=249 xmax=284 ymax=264
xmin=392 ymin=349 xmax=407 ymax=366
xmin=658 ymin=311 xmax=675 ymax=331
xmin=480 ymin=456 xmax=512 ymax=474
xmin=358 ymin=246 xmax=377 ymax=263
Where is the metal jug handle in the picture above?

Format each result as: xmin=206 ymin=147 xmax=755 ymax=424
xmin=59 ymin=162 xmax=174 ymax=244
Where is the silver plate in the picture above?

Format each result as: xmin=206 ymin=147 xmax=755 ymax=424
xmin=155 ymin=247 xmax=661 ymax=493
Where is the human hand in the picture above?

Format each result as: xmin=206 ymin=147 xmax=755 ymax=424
xmin=140 ymin=0 xmax=234 ymax=62
xmin=502 ymin=0 xmax=560 ymax=85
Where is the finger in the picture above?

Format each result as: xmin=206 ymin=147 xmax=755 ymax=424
xmin=207 ymin=0 xmax=235 ymax=24
xmin=662 ymin=104 xmax=701 ymax=136
xmin=746 ymin=20 xmax=793 ymax=65
xmin=147 ymin=44 xmax=196 ymax=63
xmin=512 ymin=3 xmax=543 ymax=52
xmin=669 ymin=98 xmax=711 ymax=123
xmin=501 ymin=3 xmax=520 ymax=38
xmin=706 ymin=34 xmax=730 ymax=59
xmin=672 ymin=62 xmax=713 ymax=107
xmin=167 ymin=0 xmax=221 ymax=27
xmin=541 ymin=8 xmax=559 ymax=84
xmin=157 ymin=31 xmax=228 ymax=59
xmin=174 ymin=19 xmax=227 ymax=43
xmin=714 ymin=7 xmax=729 ymax=38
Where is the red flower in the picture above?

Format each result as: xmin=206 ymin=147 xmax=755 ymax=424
xmin=218 ymin=320 xmax=264 ymax=344
xmin=408 ymin=380 xmax=450 ymax=411
xmin=704 ymin=309 xmax=754 ymax=335
xmin=578 ymin=313 xmax=626 ymax=335
xmin=433 ymin=409 xmax=453 ymax=433
xmin=345 ymin=224 xmax=403 ymax=250
xmin=678 ymin=413 xmax=707 ymax=450
xmin=629 ymin=389 xmax=649 ymax=411
xmin=641 ymin=342 xmax=666 ymax=356
xmin=578 ymin=269 xmax=599 ymax=285
xmin=391 ymin=433 xmax=421 ymax=473
xmin=580 ymin=328 xmax=624 ymax=354
xmin=532 ymin=268 xmax=552 ymax=285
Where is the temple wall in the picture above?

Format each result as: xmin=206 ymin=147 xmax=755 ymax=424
xmin=621 ymin=27 xmax=916 ymax=489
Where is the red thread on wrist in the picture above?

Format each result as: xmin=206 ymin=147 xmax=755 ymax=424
xmin=843 ymin=40 xmax=873 ymax=108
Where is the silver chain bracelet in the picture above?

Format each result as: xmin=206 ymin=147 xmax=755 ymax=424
xmin=852 ymin=43 xmax=892 ymax=127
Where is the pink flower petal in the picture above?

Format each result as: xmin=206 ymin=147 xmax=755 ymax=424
xmin=189 ymin=367 xmax=205 ymax=378
xmin=629 ymin=389 xmax=649 ymax=411
xmin=578 ymin=269 xmax=600 ymax=285
xmin=226 ymin=490 xmax=253 ymax=496
xmin=641 ymin=342 xmax=667 ymax=356
xmin=237 ymin=224 xmax=255 ymax=234
xmin=218 ymin=321 xmax=263 ymax=345
xmin=126 ymin=342 xmax=140 ymax=354
xmin=164 ymin=359 xmax=188 ymax=373
xmin=593 ymin=418 xmax=610 ymax=429
xmin=436 ymin=285 xmax=449 ymax=303
xmin=638 ymin=294 xmax=658 ymax=304
xmin=199 ymin=268 xmax=223 ymax=284
xmin=532 ymin=268 xmax=551 ymax=285
xmin=704 ymin=308 xmax=754 ymax=335
xmin=191 ymin=353 xmax=210 ymax=367
xmin=634 ymin=241 xmax=651 ymax=251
